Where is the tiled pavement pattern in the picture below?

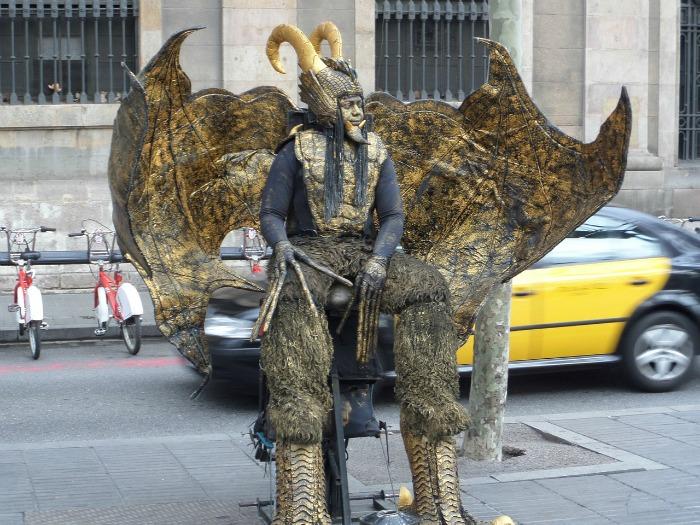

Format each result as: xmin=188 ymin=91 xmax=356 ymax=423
xmin=1 ymin=406 xmax=699 ymax=524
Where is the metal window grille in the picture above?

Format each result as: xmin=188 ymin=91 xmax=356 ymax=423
xmin=0 ymin=1 xmax=139 ymax=105
xmin=375 ymin=0 xmax=489 ymax=101
xmin=680 ymin=0 xmax=700 ymax=160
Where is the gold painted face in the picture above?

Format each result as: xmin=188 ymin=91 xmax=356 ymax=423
xmin=339 ymin=95 xmax=364 ymax=126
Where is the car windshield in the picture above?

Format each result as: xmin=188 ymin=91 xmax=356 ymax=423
xmin=533 ymin=214 xmax=666 ymax=268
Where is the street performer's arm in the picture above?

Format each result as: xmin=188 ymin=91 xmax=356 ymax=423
xmin=259 ymin=141 xmax=298 ymax=246
xmin=372 ymin=156 xmax=405 ymax=258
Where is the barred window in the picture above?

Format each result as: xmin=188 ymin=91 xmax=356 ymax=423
xmin=375 ymin=0 xmax=489 ymax=102
xmin=0 ymin=1 xmax=139 ymax=105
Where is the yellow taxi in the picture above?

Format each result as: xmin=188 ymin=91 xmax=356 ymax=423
xmin=457 ymin=205 xmax=700 ymax=392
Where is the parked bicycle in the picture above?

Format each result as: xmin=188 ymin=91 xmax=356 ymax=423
xmin=2 ymin=225 xmax=56 ymax=359
xmin=68 ymin=220 xmax=144 ymax=355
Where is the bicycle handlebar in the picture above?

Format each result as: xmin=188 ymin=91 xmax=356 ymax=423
xmin=40 ymin=226 xmax=57 ymax=232
xmin=68 ymin=232 xmax=86 ymax=237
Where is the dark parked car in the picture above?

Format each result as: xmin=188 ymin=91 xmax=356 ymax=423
xmin=205 ymin=206 xmax=700 ymax=393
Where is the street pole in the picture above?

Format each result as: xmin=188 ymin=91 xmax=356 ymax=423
xmin=462 ymin=0 xmax=522 ymax=461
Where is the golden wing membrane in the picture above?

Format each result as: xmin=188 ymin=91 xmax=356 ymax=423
xmin=366 ymin=39 xmax=631 ymax=334
xmin=108 ymin=28 xmax=296 ymax=372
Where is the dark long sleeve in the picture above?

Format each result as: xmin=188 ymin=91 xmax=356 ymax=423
xmin=372 ymin=156 xmax=405 ymax=258
xmin=259 ymin=141 xmax=299 ymax=247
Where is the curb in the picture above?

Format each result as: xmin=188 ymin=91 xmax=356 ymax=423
xmin=0 ymin=324 xmax=162 ymax=343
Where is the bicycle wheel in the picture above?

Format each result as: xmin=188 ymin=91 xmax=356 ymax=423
xmin=121 ymin=316 xmax=142 ymax=355
xmin=28 ymin=321 xmax=41 ymax=360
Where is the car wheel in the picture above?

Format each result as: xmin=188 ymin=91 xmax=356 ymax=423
xmin=621 ymin=311 xmax=698 ymax=392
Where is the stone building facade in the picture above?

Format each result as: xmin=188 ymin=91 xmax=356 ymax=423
xmin=0 ymin=0 xmax=698 ymax=292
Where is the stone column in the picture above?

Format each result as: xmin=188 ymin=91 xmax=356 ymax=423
xmin=585 ymin=0 xmax=666 ymax=214
xmin=139 ymin=0 xmax=163 ymax=69
xmin=222 ymin=0 xmax=299 ymax=99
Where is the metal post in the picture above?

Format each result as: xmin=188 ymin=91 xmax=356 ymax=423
xmin=37 ymin=3 xmax=46 ymax=104
xmin=10 ymin=1 xmax=19 ymax=104
xmin=79 ymin=0 xmax=88 ymax=103
xmin=432 ymin=0 xmax=440 ymax=99
xmin=420 ymin=0 xmax=428 ymax=99
xmin=395 ymin=0 xmax=404 ymax=100
xmin=23 ymin=3 xmax=32 ymax=103
xmin=384 ymin=0 xmax=391 ymax=92
xmin=51 ymin=0 xmax=60 ymax=103
xmin=121 ymin=0 xmax=128 ymax=97
xmin=457 ymin=0 xmax=465 ymax=99
xmin=66 ymin=2 xmax=73 ymax=103
xmin=407 ymin=0 xmax=415 ymax=101
xmin=445 ymin=0 xmax=453 ymax=100
xmin=94 ymin=2 xmax=101 ymax=103
xmin=107 ymin=0 xmax=115 ymax=102
xmin=470 ymin=0 xmax=476 ymax=92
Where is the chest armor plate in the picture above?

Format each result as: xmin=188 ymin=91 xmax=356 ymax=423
xmin=295 ymin=130 xmax=387 ymax=236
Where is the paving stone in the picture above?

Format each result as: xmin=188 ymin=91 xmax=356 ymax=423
xmin=611 ymin=469 xmax=700 ymax=508
xmin=466 ymin=480 xmax=600 ymax=523
xmin=538 ymin=474 xmax=673 ymax=518
xmin=0 ymin=513 xmax=24 ymax=525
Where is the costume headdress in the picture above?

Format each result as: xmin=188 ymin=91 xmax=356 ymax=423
xmin=266 ymin=22 xmax=364 ymax=127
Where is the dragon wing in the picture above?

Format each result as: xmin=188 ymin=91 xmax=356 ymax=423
xmin=108 ymin=28 xmax=297 ymax=373
xmin=366 ymin=39 xmax=631 ymax=334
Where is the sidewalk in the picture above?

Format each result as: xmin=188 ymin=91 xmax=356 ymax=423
xmin=0 ymin=292 xmax=160 ymax=343
xmin=2 ymin=404 xmax=699 ymax=524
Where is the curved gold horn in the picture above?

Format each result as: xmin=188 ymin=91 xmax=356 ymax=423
xmin=309 ymin=21 xmax=343 ymax=58
xmin=266 ymin=24 xmax=326 ymax=75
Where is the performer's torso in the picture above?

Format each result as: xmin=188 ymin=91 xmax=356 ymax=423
xmin=294 ymin=129 xmax=387 ymax=236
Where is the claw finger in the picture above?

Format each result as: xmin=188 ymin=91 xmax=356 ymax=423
xmin=361 ymin=291 xmax=379 ymax=364
xmin=290 ymin=259 xmax=317 ymax=314
xmin=293 ymin=248 xmax=353 ymax=288
xmin=336 ymin=290 xmax=357 ymax=335
xmin=251 ymin=273 xmax=277 ymax=340
xmin=356 ymin=281 xmax=370 ymax=363
xmin=261 ymin=266 xmax=286 ymax=333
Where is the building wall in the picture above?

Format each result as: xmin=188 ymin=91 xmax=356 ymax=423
xmin=1 ymin=0 xmax=699 ymax=293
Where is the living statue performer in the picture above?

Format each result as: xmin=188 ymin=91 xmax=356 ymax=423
xmin=107 ymin=21 xmax=631 ymax=525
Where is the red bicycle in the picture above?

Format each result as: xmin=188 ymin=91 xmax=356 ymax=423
xmin=68 ymin=221 xmax=144 ymax=355
xmin=2 ymin=225 xmax=55 ymax=359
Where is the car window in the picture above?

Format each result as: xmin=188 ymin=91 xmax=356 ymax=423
xmin=532 ymin=215 xmax=666 ymax=268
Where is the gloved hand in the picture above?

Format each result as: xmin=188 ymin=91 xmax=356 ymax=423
xmin=355 ymin=255 xmax=389 ymax=363
xmin=251 ymin=240 xmax=353 ymax=339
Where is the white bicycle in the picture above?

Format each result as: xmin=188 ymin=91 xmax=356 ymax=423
xmin=68 ymin=221 xmax=144 ymax=354
xmin=2 ymin=225 xmax=55 ymax=359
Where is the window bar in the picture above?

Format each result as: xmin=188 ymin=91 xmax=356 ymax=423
xmin=481 ymin=1 xmax=489 ymax=79
xmin=395 ymin=1 xmax=404 ymax=100
xmin=457 ymin=0 xmax=465 ymax=100
xmin=37 ymin=3 xmax=46 ymax=104
xmin=65 ymin=2 xmax=73 ymax=103
xmin=383 ymin=0 xmax=390 ymax=92
xmin=51 ymin=1 xmax=60 ymax=103
xmin=0 ymin=3 xmax=3 ymax=105
xmin=23 ymin=3 xmax=32 ymax=103
xmin=94 ymin=2 xmax=101 ymax=103
xmin=407 ymin=0 xmax=416 ymax=101
xmin=133 ymin=0 xmax=140 ymax=69
xmin=10 ymin=1 xmax=19 ymax=104
xmin=470 ymin=0 xmax=476 ymax=93
xmin=433 ymin=0 xmax=440 ymax=99
xmin=420 ymin=0 xmax=428 ymax=99
xmin=121 ymin=0 xmax=129 ymax=97
xmin=107 ymin=1 xmax=116 ymax=102
xmin=79 ymin=0 xmax=88 ymax=103
xmin=445 ymin=0 xmax=453 ymax=100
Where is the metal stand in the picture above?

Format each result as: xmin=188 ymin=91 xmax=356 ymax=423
xmin=242 ymin=368 xmax=401 ymax=524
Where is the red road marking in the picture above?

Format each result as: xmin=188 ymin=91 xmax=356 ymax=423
xmin=0 ymin=356 xmax=188 ymax=375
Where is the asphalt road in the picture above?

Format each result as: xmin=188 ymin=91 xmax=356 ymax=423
xmin=1 ymin=338 xmax=699 ymax=444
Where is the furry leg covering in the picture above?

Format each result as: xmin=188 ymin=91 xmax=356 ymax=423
xmin=272 ymin=441 xmax=330 ymax=525
xmin=260 ymin=299 xmax=333 ymax=444
xmin=394 ymin=301 xmax=468 ymax=439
